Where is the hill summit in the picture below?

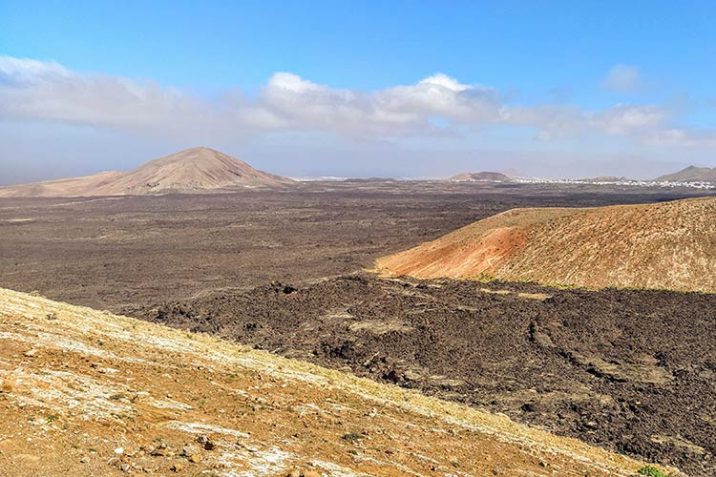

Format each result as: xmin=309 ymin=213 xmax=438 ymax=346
xmin=376 ymin=197 xmax=716 ymax=293
xmin=0 ymin=147 xmax=293 ymax=198
xmin=656 ymin=165 xmax=716 ymax=183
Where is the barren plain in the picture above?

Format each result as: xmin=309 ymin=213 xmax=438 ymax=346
xmin=1 ymin=181 xmax=710 ymax=310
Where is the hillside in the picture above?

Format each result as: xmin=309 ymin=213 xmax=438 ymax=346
xmin=0 ymin=147 xmax=292 ymax=197
xmin=450 ymin=171 xmax=512 ymax=182
xmin=376 ymin=196 xmax=716 ymax=292
xmin=656 ymin=165 xmax=716 ymax=183
xmin=0 ymin=287 xmax=667 ymax=476
xmin=0 ymin=171 xmax=125 ymax=198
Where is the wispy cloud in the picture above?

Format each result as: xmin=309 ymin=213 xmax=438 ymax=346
xmin=593 ymin=104 xmax=666 ymax=134
xmin=602 ymin=64 xmax=642 ymax=92
xmin=645 ymin=128 xmax=716 ymax=148
xmin=0 ymin=55 xmax=708 ymax=149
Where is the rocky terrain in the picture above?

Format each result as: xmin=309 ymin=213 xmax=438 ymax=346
xmin=377 ymin=197 xmax=716 ymax=292
xmin=0 ymin=147 xmax=293 ymax=197
xmin=0 ymin=287 xmax=666 ymax=477
xmin=132 ymin=274 xmax=716 ymax=476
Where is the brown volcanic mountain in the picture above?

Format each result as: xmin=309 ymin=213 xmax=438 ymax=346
xmin=376 ymin=197 xmax=716 ymax=293
xmin=656 ymin=165 xmax=716 ymax=183
xmin=94 ymin=147 xmax=292 ymax=195
xmin=450 ymin=171 xmax=512 ymax=182
xmin=0 ymin=147 xmax=292 ymax=198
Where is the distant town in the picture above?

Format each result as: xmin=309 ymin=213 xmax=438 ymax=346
xmin=512 ymin=177 xmax=716 ymax=189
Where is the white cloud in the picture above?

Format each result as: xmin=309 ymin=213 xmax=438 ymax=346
xmin=602 ymin=64 xmax=641 ymax=92
xmin=0 ymin=55 xmax=711 ymax=149
xmin=593 ymin=104 xmax=666 ymax=134
xmin=0 ymin=56 xmax=211 ymax=133
xmin=646 ymin=128 xmax=716 ymax=148
xmin=255 ymin=71 xmax=505 ymax=134
xmin=0 ymin=56 xmax=71 ymax=81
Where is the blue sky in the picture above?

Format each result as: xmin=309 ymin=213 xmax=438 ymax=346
xmin=1 ymin=0 xmax=715 ymax=183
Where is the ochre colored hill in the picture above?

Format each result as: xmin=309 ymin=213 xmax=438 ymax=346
xmin=376 ymin=197 xmax=716 ymax=293
xmin=0 ymin=287 xmax=667 ymax=476
xmin=0 ymin=147 xmax=292 ymax=198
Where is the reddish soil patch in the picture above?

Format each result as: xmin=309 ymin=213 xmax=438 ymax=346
xmin=379 ymin=226 xmax=528 ymax=278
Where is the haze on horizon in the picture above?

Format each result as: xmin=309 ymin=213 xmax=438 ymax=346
xmin=1 ymin=0 xmax=715 ymax=186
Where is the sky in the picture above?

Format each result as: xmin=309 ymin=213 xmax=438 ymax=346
xmin=1 ymin=0 xmax=716 ymax=184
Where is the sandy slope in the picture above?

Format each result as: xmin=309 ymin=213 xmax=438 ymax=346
xmin=0 ymin=287 xmax=670 ymax=476
xmin=0 ymin=171 xmax=125 ymax=198
xmin=0 ymin=147 xmax=292 ymax=198
xmin=376 ymin=197 xmax=716 ymax=292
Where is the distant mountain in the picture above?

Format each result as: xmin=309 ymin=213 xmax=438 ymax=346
xmin=0 ymin=147 xmax=293 ymax=198
xmin=449 ymin=171 xmax=512 ymax=182
xmin=655 ymin=165 xmax=716 ymax=183
xmin=578 ymin=176 xmax=630 ymax=183
xmin=92 ymin=147 xmax=293 ymax=195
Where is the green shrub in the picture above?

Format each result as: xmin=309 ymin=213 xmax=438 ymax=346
xmin=636 ymin=466 xmax=667 ymax=477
